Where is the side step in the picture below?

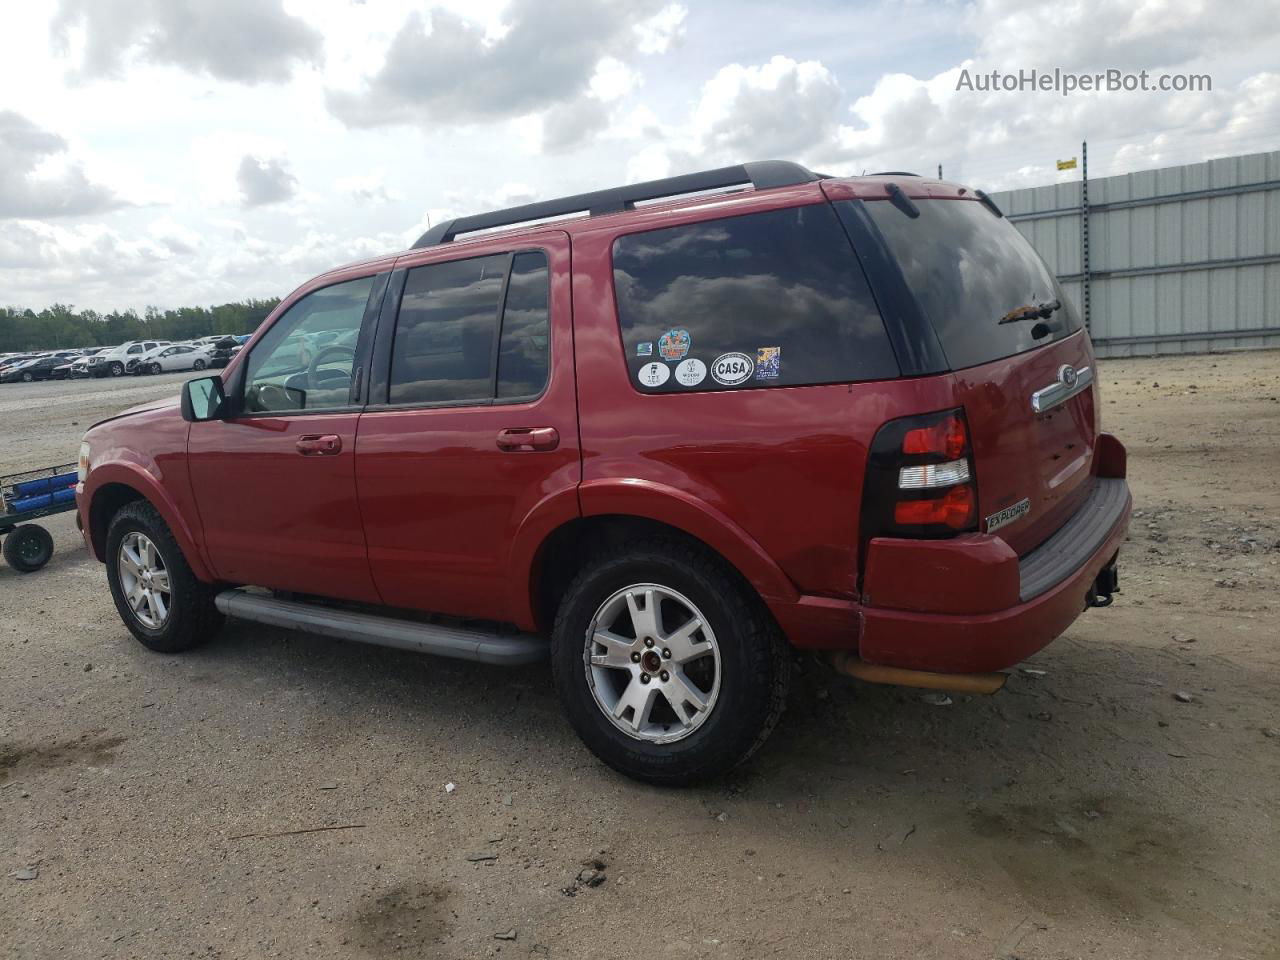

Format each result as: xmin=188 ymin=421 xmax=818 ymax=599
xmin=213 ymin=589 xmax=547 ymax=666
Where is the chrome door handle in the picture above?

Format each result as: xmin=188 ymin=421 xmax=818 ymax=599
xmin=296 ymin=434 xmax=342 ymax=455
xmin=496 ymin=427 xmax=559 ymax=451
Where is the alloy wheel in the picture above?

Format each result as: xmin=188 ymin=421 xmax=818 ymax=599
xmin=118 ymin=532 xmax=172 ymax=629
xmin=584 ymin=583 xmax=722 ymax=744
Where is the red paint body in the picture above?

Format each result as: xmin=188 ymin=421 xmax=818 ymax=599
xmin=78 ymin=174 xmax=1130 ymax=674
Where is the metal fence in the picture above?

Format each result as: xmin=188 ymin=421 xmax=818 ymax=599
xmin=988 ymin=150 xmax=1280 ymax=357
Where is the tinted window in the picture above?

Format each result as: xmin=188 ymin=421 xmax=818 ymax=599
xmin=389 ymin=251 xmax=551 ymax=405
xmin=612 ymin=205 xmax=898 ymax=393
xmin=391 ymin=254 xmax=506 ymax=404
xmin=243 ymin=275 xmax=375 ymax=413
xmin=864 ymin=198 xmax=1082 ymax=370
xmin=497 ymin=252 xmax=550 ymax=399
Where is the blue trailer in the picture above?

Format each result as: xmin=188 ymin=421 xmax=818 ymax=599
xmin=1 ymin=463 xmax=78 ymax=572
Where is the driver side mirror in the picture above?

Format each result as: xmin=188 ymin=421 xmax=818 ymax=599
xmin=181 ymin=375 xmax=227 ymax=422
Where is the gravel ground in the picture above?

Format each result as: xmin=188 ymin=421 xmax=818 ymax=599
xmin=2 ymin=353 xmax=1278 ymax=960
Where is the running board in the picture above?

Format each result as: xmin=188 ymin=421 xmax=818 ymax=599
xmin=213 ymin=589 xmax=547 ymax=666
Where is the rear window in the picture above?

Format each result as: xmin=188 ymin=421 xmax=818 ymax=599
xmin=864 ymin=198 xmax=1082 ymax=370
xmin=612 ymin=205 xmax=898 ymax=393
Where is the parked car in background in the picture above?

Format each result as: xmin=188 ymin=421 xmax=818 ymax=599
xmin=69 ymin=348 xmax=110 ymax=378
xmin=76 ymin=161 xmax=1130 ymax=785
xmin=134 ymin=343 xmax=213 ymax=375
xmin=0 ymin=354 xmax=39 ymax=377
xmin=206 ymin=336 xmax=243 ymax=369
xmin=87 ymin=341 xmax=169 ymax=377
xmin=1 ymin=354 xmax=62 ymax=383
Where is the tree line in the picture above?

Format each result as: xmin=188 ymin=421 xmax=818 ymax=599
xmin=0 ymin=299 xmax=281 ymax=352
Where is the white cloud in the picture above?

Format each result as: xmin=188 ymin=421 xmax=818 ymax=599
xmin=634 ymin=4 xmax=687 ymax=55
xmin=0 ymin=111 xmax=125 ymax=219
xmin=237 ymin=155 xmax=298 ymax=208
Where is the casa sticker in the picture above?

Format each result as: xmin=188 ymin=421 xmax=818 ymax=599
xmin=755 ymin=346 xmax=781 ymax=380
xmin=658 ymin=328 xmax=692 ymax=362
xmin=637 ymin=361 xmax=670 ymax=388
xmin=710 ymin=352 xmax=754 ymax=386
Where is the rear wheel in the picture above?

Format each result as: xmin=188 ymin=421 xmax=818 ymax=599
xmin=105 ymin=501 xmax=223 ymax=652
xmin=193 ymin=358 xmax=207 ymax=370
xmin=551 ymin=538 xmax=789 ymax=785
xmin=3 ymin=524 xmax=54 ymax=572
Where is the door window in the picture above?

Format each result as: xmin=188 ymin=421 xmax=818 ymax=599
xmin=388 ymin=250 xmax=550 ymax=405
xmin=243 ymin=275 xmax=376 ymax=413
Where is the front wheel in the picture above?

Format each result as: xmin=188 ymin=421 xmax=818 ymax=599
xmin=21 ymin=371 xmax=33 ymax=383
xmin=105 ymin=501 xmax=223 ymax=652
xmin=108 ymin=361 xmax=124 ymax=377
xmin=148 ymin=362 xmax=162 ymax=375
xmin=551 ymin=538 xmax=789 ymax=786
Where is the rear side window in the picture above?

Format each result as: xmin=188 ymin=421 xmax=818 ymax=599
xmin=864 ymin=198 xmax=1083 ymax=370
xmin=612 ymin=205 xmax=898 ymax=393
xmin=389 ymin=250 xmax=550 ymax=405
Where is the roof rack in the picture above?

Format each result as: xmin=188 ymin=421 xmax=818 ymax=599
xmin=411 ymin=160 xmax=822 ymax=248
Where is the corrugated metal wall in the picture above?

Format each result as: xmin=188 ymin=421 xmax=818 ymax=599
xmin=988 ymin=150 xmax=1280 ymax=357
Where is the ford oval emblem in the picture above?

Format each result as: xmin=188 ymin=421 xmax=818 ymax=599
xmin=1058 ymin=364 xmax=1078 ymax=388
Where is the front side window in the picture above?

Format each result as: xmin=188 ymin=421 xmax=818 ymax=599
xmin=243 ymin=275 xmax=375 ymax=413
xmin=388 ymin=250 xmax=550 ymax=405
xmin=612 ymin=205 xmax=899 ymax=393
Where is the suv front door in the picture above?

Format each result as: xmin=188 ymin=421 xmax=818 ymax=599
xmin=355 ymin=232 xmax=579 ymax=623
xmin=187 ymin=272 xmax=387 ymax=602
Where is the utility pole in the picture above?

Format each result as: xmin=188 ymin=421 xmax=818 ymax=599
xmin=937 ymin=163 xmax=943 ymax=179
xmin=1081 ymin=140 xmax=1091 ymax=332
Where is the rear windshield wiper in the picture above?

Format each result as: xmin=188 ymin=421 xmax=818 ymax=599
xmin=998 ymin=299 xmax=1060 ymax=325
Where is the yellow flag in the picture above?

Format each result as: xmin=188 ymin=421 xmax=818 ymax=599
xmin=1057 ymin=157 xmax=1078 ymax=171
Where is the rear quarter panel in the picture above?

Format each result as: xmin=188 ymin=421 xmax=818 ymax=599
xmin=569 ymin=192 xmax=958 ymax=600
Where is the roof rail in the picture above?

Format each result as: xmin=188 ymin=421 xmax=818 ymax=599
xmin=411 ymin=160 xmax=822 ymax=248
xmin=868 ymin=171 xmax=922 ymax=177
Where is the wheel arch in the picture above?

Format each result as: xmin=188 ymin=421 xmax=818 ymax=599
xmin=85 ymin=465 xmax=214 ymax=581
xmin=518 ymin=482 xmax=799 ymax=634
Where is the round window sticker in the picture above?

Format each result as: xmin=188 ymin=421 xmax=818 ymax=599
xmin=711 ymin=352 xmax=754 ymax=386
xmin=674 ymin=358 xmax=707 ymax=387
xmin=637 ymin=361 xmax=671 ymax=388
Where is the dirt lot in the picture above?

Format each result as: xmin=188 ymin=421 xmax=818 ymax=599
xmin=2 ymin=354 xmax=1278 ymax=960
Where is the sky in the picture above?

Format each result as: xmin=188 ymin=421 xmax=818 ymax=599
xmin=1 ymin=0 xmax=1277 ymax=312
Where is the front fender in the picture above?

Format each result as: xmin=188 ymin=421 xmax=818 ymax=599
xmin=578 ymin=478 xmax=800 ymax=606
xmin=78 ymin=459 xmax=214 ymax=582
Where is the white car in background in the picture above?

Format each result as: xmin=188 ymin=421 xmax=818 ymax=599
xmin=134 ymin=343 xmax=213 ymax=375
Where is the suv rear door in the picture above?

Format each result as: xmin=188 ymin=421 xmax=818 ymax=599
xmin=355 ymin=231 xmax=578 ymax=622
xmin=857 ymin=192 xmax=1098 ymax=553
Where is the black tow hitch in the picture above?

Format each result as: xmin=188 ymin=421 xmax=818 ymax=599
xmin=1088 ymin=563 xmax=1119 ymax=608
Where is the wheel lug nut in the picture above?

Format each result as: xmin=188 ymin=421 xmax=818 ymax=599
xmin=644 ymin=638 xmax=655 ymax=648
xmin=640 ymin=674 xmax=651 ymax=684
xmin=662 ymin=648 xmax=671 ymax=659
xmin=630 ymin=652 xmax=641 ymax=663
xmin=660 ymin=671 xmax=669 ymax=682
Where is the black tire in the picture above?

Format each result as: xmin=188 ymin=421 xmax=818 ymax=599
xmin=108 ymin=361 xmax=124 ymax=377
xmin=550 ymin=538 xmax=789 ymax=786
xmin=105 ymin=501 xmax=223 ymax=653
xmin=3 ymin=524 xmax=54 ymax=572
xmin=148 ymin=362 xmax=162 ymax=375
xmin=21 ymin=371 xmax=33 ymax=383
xmin=193 ymin=358 xmax=207 ymax=370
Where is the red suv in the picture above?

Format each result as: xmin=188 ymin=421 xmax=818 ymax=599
xmin=76 ymin=162 xmax=1130 ymax=784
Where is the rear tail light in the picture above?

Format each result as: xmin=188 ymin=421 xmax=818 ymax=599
xmin=860 ymin=408 xmax=979 ymax=557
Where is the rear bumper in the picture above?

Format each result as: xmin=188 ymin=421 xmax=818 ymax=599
xmin=770 ymin=474 xmax=1131 ymax=673
xmin=858 ymin=477 xmax=1131 ymax=673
